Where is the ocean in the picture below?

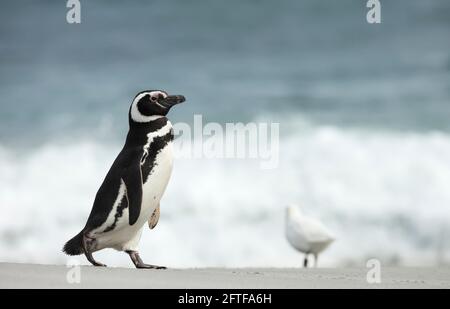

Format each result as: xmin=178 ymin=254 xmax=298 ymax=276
xmin=0 ymin=0 xmax=449 ymax=267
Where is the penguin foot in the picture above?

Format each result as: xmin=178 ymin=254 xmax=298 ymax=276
xmin=136 ymin=264 xmax=166 ymax=270
xmin=82 ymin=233 xmax=107 ymax=267
xmin=84 ymin=251 xmax=107 ymax=267
xmin=126 ymin=250 xmax=166 ymax=270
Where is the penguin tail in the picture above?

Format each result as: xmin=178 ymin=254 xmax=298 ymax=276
xmin=62 ymin=231 xmax=84 ymax=256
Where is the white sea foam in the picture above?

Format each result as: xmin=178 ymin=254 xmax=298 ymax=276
xmin=0 ymin=122 xmax=449 ymax=267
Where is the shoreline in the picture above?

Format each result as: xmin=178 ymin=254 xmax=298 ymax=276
xmin=1 ymin=263 xmax=449 ymax=288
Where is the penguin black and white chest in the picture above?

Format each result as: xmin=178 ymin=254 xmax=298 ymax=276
xmin=63 ymin=90 xmax=186 ymax=269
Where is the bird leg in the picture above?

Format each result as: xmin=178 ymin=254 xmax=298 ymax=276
xmin=313 ymin=254 xmax=318 ymax=267
xmin=303 ymin=254 xmax=309 ymax=268
xmin=126 ymin=250 xmax=166 ymax=269
xmin=82 ymin=234 xmax=106 ymax=267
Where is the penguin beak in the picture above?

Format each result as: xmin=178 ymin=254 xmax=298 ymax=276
xmin=160 ymin=95 xmax=186 ymax=108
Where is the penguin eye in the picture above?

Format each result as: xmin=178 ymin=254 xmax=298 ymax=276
xmin=150 ymin=96 xmax=157 ymax=101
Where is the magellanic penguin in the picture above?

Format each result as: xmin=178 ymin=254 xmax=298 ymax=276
xmin=63 ymin=90 xmax=186 ymax=268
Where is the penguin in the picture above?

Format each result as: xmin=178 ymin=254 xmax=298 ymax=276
xmin=63 ymin=90 xmax=186 ymax=268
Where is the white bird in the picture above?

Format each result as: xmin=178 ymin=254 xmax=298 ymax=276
xmin=285 ymin=204 xmax=335 ymax=267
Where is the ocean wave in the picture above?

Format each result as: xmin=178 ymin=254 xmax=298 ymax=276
xmin=0 ymin=124 xmax=449 ymax=267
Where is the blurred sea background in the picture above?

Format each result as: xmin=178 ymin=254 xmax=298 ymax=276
xmin=1 ymin=0 xmax=450 ymax=267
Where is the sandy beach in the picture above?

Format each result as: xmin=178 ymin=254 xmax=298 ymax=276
xmin=0 ymin=263 xmax=449 ymax=289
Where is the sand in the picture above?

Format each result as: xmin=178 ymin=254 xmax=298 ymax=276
xmin=0 ymin=263 xmax=449 ymax=289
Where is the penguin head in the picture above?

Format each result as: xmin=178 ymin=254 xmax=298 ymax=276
xmin=130 ymin=90 xmax=186 ymax=122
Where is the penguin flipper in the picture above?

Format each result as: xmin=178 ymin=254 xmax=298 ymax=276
xmin=123 ymin=160 xmax=143 ymax=226
xmin=148 ymin=204 xmax=160 ymax=229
